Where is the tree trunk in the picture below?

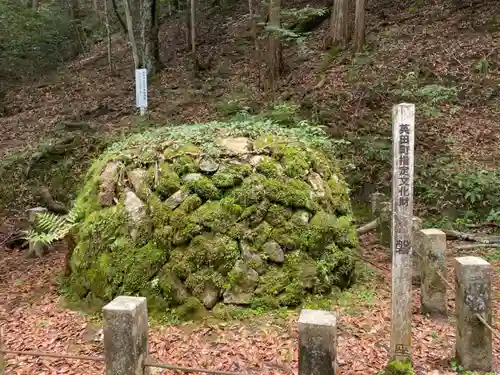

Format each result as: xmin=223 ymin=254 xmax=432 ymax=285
xmin=123 ymin=0 xmax=140 ymax=68
xmin=248 ymin=0 xmax=261 ymax=88
xmin=190 ymin=0 xmax=197 ymax=71
xmin=328 ymin=0 xmax=349 ymax=48
xmin=147 ymin=0 xmax=161 ymax=73
xmin=112 ymin=0 xmax=127 ymax=33
xmin=186 ymin=0 xmax=191 ymax=51
xmin=353 ymin=0 xmax=366 ymax=52
xmin=267 ymin=0 xmax=283 ymax=94
xmin=104 ymin=0 xmax=114 ymax=73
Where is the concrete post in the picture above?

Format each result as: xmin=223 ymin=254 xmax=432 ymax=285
xmin=420 ymin=229 xmax=447 ymax=317
xmin=411 ymin=217 xmax=423 ymax=286
xmin=103 ymin=296 xmax=149 ymax=375
xmin=454 ymin=256 xmax=492 ymax=372
xmin=298 ymin=309 xmax=338 ymax=375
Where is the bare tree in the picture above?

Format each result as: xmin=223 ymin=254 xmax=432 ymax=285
xmin=328 ymin=0 xmax=349 ymax=48
xmin=267 ymin=0 xmax=283 ymax=94
xmin=111 ymin=0 xmax=127 ymax=33
xmin=354 ymin=0 xmax=366 ymax=52
xmin=190 ymin=0 xmax=198 ymax=71
xmin=123 ymin=0 xmax=140 ymax=68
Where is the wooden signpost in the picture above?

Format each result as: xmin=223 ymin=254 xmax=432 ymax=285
xmin=390 ymin=103 xmax=415 ymax=362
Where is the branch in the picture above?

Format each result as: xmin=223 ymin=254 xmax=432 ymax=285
xmin=455 ymin=243 xmax=500 ymax=250
xmin=442 ymin=229 xmax=500 ymax=244
xmin=39 ymin=187 xmax=68 ymax=215
xmin=356 ymin=218 xmax=379 ymax=235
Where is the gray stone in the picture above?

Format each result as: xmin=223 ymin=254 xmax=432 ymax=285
xmin=220 ymin=137 xmax=251 ymax=154
xmin=201 ymin=284 xmax=220 ymax=309
xmin=240 ymin=240 xmax=265 ymax=274
xmin=249 ymin=155 xmax=264 ymax=167
xmin=199 ymin=157 xmax=219 ymax=173
xmin=378 ymin=201 xmax=391 ymax=248
xmin=454 ymin=256 xmax=492 ymax=372
xmin=124 ymin=190 xmax=147 ymax=242
xmin=127 ymin=168 xmax=148 ymax=194
xmin=98 ymin=161 xmax=120 ymax=206
xmin=103 ymin=296 xmax=149 ymax=375
xmin=263 ymin=240 xmax=284 ymax=263
xmin=165 ymin=189 xmax=190 ymax=210
xmin=420 ymin=228 xmax=447 ymax=317
xmin=223 ymin=260 xmax=259 ymax=305
xmin=411 ymin=217 xmax=423 ymax=286
xmin=182 ymin=173 xmax=203 ymax=182
xmin=298 ymin=309 xmax=338 ymax=375
xmin=291 ymin=210 xmax=311 ymax=226
xmin=307 ymin=172 xmax=326 ymax=197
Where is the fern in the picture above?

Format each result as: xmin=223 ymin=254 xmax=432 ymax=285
xmin=22 ymin=206 xmax=82 ymax=249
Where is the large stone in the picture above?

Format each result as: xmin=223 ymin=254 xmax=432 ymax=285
xmin=240 ymin=241 xmax=265 ymax=274
xmin=98 ymin=161 xmax=120 ymax=206
xmin=263 ymin=240 xmax=284 ymax=263
xmin=124 ymin=190 xmax=147 ymax=241
xmin=127 ymin=168 xmax=148 ymax=195
xmin=307 ymin=172 xmax=326 ymax=197
xmin=103 ymin=296 xmax=149 ymax=375
xmin=298 ymin=309 xmax=338 ymax=375
xmin=420 ymin=228 xmax=447 ymax=317
xmin=201 ymin=284 xmax=220 ymax=309
xmin=220 ymin=137 xmax=251 ymax=154
xmin=182 ymin=173 xmax=203 ymax=182
xmin=165 ymin=189 xmax=190 ymax=210
xmin=199 ymin=157 xmax=219 ymax=173
xmin=454 ymin=256 xmax=492 ymax=372
xmin=223 ymin=260 xmax=259 ymax=305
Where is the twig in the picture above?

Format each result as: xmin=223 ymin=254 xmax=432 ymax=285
xmin=442 ymin=229 xmax=500 ymax=244
xmin=0 ymin=349 xmax=104 ymax=363
xmin=475 ymin=314 xmax=500 ymax=341
xmin=454 ymin=243 xmax=500 ymax=250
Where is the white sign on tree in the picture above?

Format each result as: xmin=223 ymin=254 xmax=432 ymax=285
xmin=390 ymin=103 xmax=415 ymax=362
xmin=135 ymin=68 xmax=148 ymax=115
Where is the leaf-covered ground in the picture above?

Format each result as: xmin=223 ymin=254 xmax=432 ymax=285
xmin=1 ymin=233 xmax=498 ymax=375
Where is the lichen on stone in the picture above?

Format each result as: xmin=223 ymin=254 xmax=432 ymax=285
xmin=66 ymin=120 xmax=358 ymax=320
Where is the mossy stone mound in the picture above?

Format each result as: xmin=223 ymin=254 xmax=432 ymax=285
xmin=67 ymin=121 xmax=358 ymax=317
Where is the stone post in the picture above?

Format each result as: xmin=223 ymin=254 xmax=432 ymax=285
xmin=370 ymin=192 xmax=386 ymax=217
xmin=103 ymin=296 xmax=149 ymax=375
xmin=411 ymin=217 xmax=423 ymax=286
xmin=389 ymin=103 xmax=415 ymax=362
xmin=419 ymin=228 xmax=447 ymax=317
xmin=298 ymin=309 xmax=338 ymax=375
xmin=454 ymin=256 xmax=492 ymax=372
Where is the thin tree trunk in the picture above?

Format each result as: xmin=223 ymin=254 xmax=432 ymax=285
xmin=267 ymin=0 xmax=283 ymax=95
xmin=123 ymin=0 xmax=140 ymax=68
xmin=354 ymin=0 xmax=366 ymax=52
xmin=112 ymin=0 xmax=127 ymax=34
xmin=248 ymin=0 xmax=261 ymax=88
xmin=149 ymin=0 xmax=161 ymax=73
xmin=186 ymin=0 xmax=191 ymax=51
xmin=328 ymin=0 xmax=349 ymax=48
xmin=104 ymin=0 xmax=114 ymax=73
xmin=190 ymin=0 xmax=197 ymax=71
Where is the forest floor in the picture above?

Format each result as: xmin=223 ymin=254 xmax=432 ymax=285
xmin=0 ymin=0 xmax=500 ymax=373
xmin=1 ymin=232 xmax=498 ymax=375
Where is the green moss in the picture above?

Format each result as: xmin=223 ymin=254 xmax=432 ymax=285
xmin=152 ymin=225 xmax=173 ymax=249
xmin=227 ymin=174 xmax=266 ymax=207
xmin=185 ymin=176 xmax=221 ymax=200
xmin=273 ymin=145 xmax=310 ymax=178
xmin=245 ymin=221 xmax=273 ymax=248
xmin=211 ymin=164 xmax=251 ymax=188
xmin=309 ymin=149 xmax=335 ymax=179
xmin=178 ymin=193 xmax=202 ymax=212
xmin=239 ymin=200 xmax=270 ymax=227
xmin=148 ymin=193 xmax=172 ymax=228
xmin=156 ymin=266 xmax=188 ymax=304
xmin=176 ymin=296 xmax=206 ymax=320
xmin=385 ymin=360 xmax=414 ymax=375
xmin=264 ymin=178 xmax=318 ymax=210
xmin=253 ymin=135 xmax=284 ymax=150
xmin=184 ymin=268 xmax=226 ymax=295
xmin=327 ymin=175 xmax=352 ymax=215
xmin=256 ymin=156 xmax=282 ymax=178
xmin=171 ymin=155 xmax=199 ymax=175
xmin=152 ymin=162 xmax=181 ymax=198
xmin=193 ymin=199 xmax=243 ymax=233
xmin=265 ymin=204 xmax=293 ymax=226
xmin=164 ymin=143 xmax=201 ymax=159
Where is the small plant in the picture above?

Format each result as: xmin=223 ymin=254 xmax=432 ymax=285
xmin=474 ymin=58 xmax=490 ymax=75
xmin=22 ymin=206 xmax=81 ymax=251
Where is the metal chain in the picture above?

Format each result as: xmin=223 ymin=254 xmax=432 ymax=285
xmin=475 ymin=314 xmax=500 ymax=341
xmin=144 ymin=360 xmax=256 ymax=375
xmin=0 ymin=349 xmax=104 ymax=363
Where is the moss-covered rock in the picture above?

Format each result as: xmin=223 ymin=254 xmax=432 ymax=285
xmin=67 ymin=121 xmax=358 ymax=320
